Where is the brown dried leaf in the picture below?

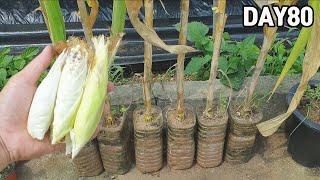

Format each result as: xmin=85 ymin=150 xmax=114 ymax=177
xmin=257 ymin=14 xmax=320 ymax=136
xmin=125 ymin=0 xmax=196 ymax=54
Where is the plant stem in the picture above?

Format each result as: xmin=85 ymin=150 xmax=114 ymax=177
xmin=204 ymin=0 xmax=227 ymax=117
xmin=105 ymin=1 xmax=127 ymax=125
xmin=143 ymin=0 xmax=154 ymax=116
xmin=111 ymin=0 xmax=126 ymax=35
xmin=244 ymin=26 xmax=278 ymax=111
xmin=176 ymin=0 xmax=190 ymax=119
xmin=39 ymin=0 xmax=66 ymax=44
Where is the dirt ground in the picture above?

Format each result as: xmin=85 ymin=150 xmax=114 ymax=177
xmin=15 ymin=133 xmax=320 ymax=180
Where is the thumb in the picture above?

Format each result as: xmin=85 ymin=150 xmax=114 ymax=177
xmin=18 ymin=46 xmax=53 ymax=84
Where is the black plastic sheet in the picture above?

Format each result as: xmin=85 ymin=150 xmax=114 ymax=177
xmin=0 ymin=0 xmax=260 ymax=25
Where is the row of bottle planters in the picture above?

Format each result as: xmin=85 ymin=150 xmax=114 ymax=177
xmin=72 ymin=102 xmax=262 ymax=177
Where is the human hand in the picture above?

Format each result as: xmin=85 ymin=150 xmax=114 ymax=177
xmin=0 ymin=46 xmax=113 ymax=170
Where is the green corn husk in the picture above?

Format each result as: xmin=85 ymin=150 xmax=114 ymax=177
xmin=51 ymin=39 xmax=90 ymax=144
xmin=70 ymin=35 xmax=123 ymax=158
xmin=27 ymin=50 xmax=67 ymax=140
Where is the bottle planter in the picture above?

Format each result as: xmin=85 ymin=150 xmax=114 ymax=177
xmin=97 ymin=111 xmax=132 ymax=175
xmin=196 ymin=111 xmax=228 ymax=168
xmin=225 ymin=102 xmax=263 ymax=164
xmin=286 ymin=80 xmax=320 ymax=168
xmin=166 ymin=104 xmax=196 ymax=170
xmin=0 ymin=163 xmax=16 ymax=180
xmin=72 ymin=139 xmax=104 ymax=177
xmin=133 ymin=106 xmax=164 ymax=173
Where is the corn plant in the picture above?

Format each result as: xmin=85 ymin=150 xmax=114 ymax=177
xmin=257 ymin=0 xmax=320 ymax=136
xmin=204 ymin=0 xmax=227 ymax=117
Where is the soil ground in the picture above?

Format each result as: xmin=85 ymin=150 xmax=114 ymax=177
xmin=16 ymin=133 xmax=320 ymax=180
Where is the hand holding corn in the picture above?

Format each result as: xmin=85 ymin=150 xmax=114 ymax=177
xmin=0 ymin=37 xmax=117 ymax=171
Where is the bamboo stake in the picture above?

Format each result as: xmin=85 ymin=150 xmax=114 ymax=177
xmin=143 ymin=0 xmax=154 ymax=117
xmin=176 ymin=0 xmax=190 ymax=119
xmin=244 ymin=26 xmax=278 ymax=111
xmin=204 ymin=0 xmax=227 ymax=117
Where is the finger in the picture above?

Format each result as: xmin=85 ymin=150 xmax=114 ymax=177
xmin=18 ymin=46 xmax=54 ymax=84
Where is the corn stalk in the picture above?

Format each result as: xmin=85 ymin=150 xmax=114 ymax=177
xmin=143 ymin=0 xmax=154 ymax=118
xmin=111 ymin=0 xmax=126 ymax=35
xmin=176 ymin=0 xmax=190 ymax=119
xmin=204 ymin=0 xmax=227 ymax=117
xmin=39 ymin=0 xmax=66 ymax=44
xmin=243 ymin=26 xmax=278 ymax=111
xmin=106 ymin=0 xmax=127 ymax=125
xmin=76 ymin=0 xmax=99 ymax=45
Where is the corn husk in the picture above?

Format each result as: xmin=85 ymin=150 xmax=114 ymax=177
xmin=27 ymin=50 xmax=67 ymax=140
xmin=125 ymin=0 xmax=196 ymax=54
xmin=51 ymin=39 xmax=90 ymax=144
xmin=257 ymin=13 xmax=320 ymax=136
xmin=70 ymin=35 xmax=123 ymax=158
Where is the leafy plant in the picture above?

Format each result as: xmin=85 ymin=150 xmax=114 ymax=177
xmin=263 ymin=33 xmax=304 ymax=76
xmin=305 ymin=85 xmax=320 ymax=101
xmin=0 ymin=47 xmax=40 ymax=90
xmin=109 ymin=65 xmax=125 ymax=83
xmin=177 ymin=22 xmax=260 ymax=90
xmin=180 ymin=22 xmax=304 ymax=91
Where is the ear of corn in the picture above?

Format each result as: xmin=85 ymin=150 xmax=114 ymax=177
xmin=27 ymin=50 xmax=67 ymax=140
xmin=51 ymin=39 xmax=90 ymax=144
xmin=70 ymin=35 xmax=122 ymax=158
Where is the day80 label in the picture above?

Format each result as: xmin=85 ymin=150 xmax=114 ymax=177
xmin=243 ymin=6 xmax=314 ymax=27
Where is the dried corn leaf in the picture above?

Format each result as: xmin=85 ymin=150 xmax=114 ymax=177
xmin=125 ymin=0 xmax=196 ymax=54
xmin=257 ymin=14 xmax=320 ymax=137
xmin=86 ymin=0 xmax=99 ymax=28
